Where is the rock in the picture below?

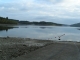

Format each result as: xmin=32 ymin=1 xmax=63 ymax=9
xmin=0 ymin=50 xmax=2 ymax=52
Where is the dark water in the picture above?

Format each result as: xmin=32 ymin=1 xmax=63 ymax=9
xmin=0 ymin=25 xmax=80 ymax=42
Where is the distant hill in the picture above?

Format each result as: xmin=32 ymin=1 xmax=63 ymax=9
xmin=19 ymin=21 xmax=63 ymax=26
xmin=70 ymin=23 xmax=80 ymax=27
xmin=0 ymin=16 xmax=64 ymax=26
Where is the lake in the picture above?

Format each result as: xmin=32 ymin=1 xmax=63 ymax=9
xmin=0 ymin=25 xmax=80 ymax=42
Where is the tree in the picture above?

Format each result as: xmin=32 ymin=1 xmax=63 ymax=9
xmin=6 ymin=17 xmax=8 ymax=20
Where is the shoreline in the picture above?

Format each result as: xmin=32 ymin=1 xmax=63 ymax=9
xmin=0 ymin=37 xmax=80 ymax=60
xmin=0 ymin=36 xmax=79 ymax=43
xmin=0 ymin=37 xmax=53 ymax=60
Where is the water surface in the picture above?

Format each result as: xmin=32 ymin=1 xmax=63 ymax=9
xmin=0 ymin=25 xmax=80 ymax=42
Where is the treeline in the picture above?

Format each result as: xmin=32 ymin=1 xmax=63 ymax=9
xmin=19 ymin=21 xmax=62 ymax=26
xmin=0 ymin=16 xmax=62 ymax=26
xmin=0 ymin=16 xmax=19 ymax=24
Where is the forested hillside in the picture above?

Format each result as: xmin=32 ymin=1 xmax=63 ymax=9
xmin=0 ymin=16 xmax=63 ymax=26
xmin=0 ymin=17 xmax=19 ymax=24
xmin=70 ymin=23 xmax=80 ymax=27
xmin=19 ymin=21 xmax=63 ymax=26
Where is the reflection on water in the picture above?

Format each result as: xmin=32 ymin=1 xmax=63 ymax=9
xmin=0 ymin=25 xmax=80 ymax=42
xmin=0 ymin=26 xmax=14 ymax=31
xmin=40 ymin=27 xmax=53 ymax=29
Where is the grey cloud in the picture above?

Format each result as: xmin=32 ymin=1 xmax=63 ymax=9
xmin=45 ymin=0 xmax=63 ymax=3
xmin=36 ymin=0 xmax=63 ymax=4
xmin=0 ymin=3 xmax=30 ymax=12
xmin=0 ymin=0 xmax=80 ymax=24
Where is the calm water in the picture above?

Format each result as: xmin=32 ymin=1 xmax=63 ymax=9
xmin=0 ymin=25 xmax=80 ymax=42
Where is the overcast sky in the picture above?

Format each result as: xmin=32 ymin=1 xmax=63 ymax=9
xmin=0 ymin=0 xmax=80 ymax=24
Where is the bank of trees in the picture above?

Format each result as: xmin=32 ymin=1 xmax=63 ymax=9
xmin=0 ymin=17 xmax=18 ymax=24
xmin=0 ymin=16 xmax=62 ymax=26
xmin=19 ymin=21 xmax=62 ymax=26
xmin=32 ymin=21 xmax=54 ymax=25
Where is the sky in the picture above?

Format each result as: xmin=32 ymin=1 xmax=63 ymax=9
xmin=0 ymin=0 xmax=80 ymax=24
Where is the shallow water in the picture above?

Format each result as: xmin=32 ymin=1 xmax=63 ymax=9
xmin=0 ymin=25 xmax=80 ymax=42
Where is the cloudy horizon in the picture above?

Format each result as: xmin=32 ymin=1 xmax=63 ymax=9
xmin=0 ymin=0 xmax=80 ymax=24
